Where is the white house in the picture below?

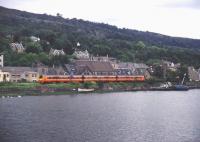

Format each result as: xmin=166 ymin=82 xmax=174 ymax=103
xmin=30 ymin=36 xmax=40 ymax=42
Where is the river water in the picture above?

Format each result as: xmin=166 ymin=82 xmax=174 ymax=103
xmin=0 ymin=90 xmax=200 ymax=142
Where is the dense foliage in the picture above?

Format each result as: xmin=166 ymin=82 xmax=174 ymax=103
xmin=0 ymin=6 xmax=200 ymax=67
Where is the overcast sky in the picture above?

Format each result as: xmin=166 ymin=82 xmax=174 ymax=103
xmin=1 ymin=0 xmax=200 ymax=39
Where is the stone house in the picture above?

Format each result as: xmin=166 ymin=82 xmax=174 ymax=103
xmin=162 ymin=61 xmax=180 ymax=72
xmin=73 ymin=49 xmax=90 ymax=59
xmin=188 ymin=66 xmax=200 ymax=81
xmin=10 ymin=43 xmax=25 ymax=53
xmin=90 ymin=55 xmax=116 ymax=62
xmin=49 ymin=48 xmax=65 ymax=56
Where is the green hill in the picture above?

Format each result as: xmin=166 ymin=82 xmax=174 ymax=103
xmin=0 ymin=6 xmax=200 ymax=67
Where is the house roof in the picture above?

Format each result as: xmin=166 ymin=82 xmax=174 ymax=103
xmin=0 ymin=67 xmax=35 ymax=74
xmin=75 ymin=65 xmax=91 ymax=74
xmin=74 ymin=60 xmax=114 ymax=72
xmin=117 ymin=62 xmax=134 ymax=69
xmin=46 ymin=67 xmax=65 ymax=75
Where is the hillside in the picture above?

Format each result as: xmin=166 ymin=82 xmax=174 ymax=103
xmin=0 ymin=6 xmax=200 ymax=67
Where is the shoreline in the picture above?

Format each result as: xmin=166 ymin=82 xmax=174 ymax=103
xmin=1 ymin=83 xmax=200 ymax=97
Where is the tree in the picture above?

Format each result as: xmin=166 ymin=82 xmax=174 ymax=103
xmin=13 ymin=34 xmax=21 ymax=43
xmin=56 ymin=13 xmax=63 ymax=17
xmin=49 ymin=55 xmax=70 ymax=66
xmin=26 ymin=42 xmax=43 ymax=53
xmin=135 ymin=41 xmax=145 ymax=50
xmin=177 ymin=65 xmax=189 ymax=83
xmin=53 ymin=34 xmax=74 ymax=54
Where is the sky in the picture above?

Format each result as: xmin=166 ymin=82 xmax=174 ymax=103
xmin=1 ymin=0 xmax=200 ymax=39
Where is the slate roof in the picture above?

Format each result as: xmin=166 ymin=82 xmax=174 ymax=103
xmin=0 ymin=67 xmax=35 ymax=74
xmin=74 ymin=60 xmax=114 ymax=72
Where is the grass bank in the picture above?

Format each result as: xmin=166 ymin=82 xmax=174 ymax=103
xmin=0 ymin=81 xmax=150 ymax=97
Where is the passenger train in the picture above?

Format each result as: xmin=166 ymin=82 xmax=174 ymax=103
xmin=38 ymin=75 xmax=145 ymax=83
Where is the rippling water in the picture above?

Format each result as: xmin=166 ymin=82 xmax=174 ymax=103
xmin=1 ymin=90 xmax=200 ymax=142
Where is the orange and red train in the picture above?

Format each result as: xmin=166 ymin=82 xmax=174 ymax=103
xmin=38 ymin=75 xmax=145 ymax=83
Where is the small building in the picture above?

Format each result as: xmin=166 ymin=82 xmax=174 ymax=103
xmin=188 ymin=66 xmax=200 ymax=81
xmin=162 ymin=61 xmax=180 ymax=72
xmin=49 ymin=48 xmax=65 ymax=56
xmin=0 ymin=70 xmax=10 ymax=82
xmin=0 ymin=54 xmax=4 ymax=68
xmin=73 ymin=49 xmax=90 ymax=59
xmin=90 ymin=55 xmax=117 ymax=62
xmin=10 ymin=43 xmax=25 ymax=53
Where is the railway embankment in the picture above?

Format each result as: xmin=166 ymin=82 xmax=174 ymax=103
xmin=0 ymin=82 xmax=147 ymax=96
